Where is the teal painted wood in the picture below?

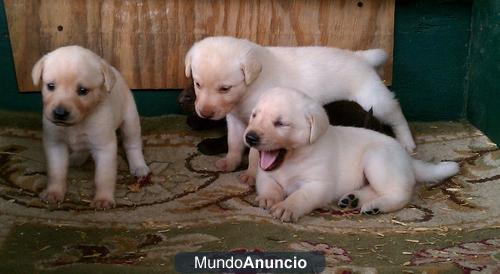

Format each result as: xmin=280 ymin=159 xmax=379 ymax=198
xmin=0 ymin=1 xmax=42 ymax=112
xmin=467 ymin=0 xmax=500 ymax=143
xmin=392 ymin=0 xmax=471 ymax=121
xmin=0 ymin=0 xmax=474 ymax=121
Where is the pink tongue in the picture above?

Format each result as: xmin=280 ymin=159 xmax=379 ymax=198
xmin=260 ymin=150 xmax=279 ymax=171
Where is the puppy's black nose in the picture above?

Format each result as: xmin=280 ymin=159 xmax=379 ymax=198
xmin=53 ymin=106 xmax=70 ymax=121
xmin=245 ymin=131 xmax=260 ymax=147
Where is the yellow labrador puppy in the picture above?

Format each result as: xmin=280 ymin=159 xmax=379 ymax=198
xmin=32 ymin=46 xmax=150 ymax=208
xmin=185 ymin=36 xmax=415 ymax=183
xmin=245 ymin=87 xmax=459 ymax=222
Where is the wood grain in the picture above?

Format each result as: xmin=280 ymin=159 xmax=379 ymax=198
xmin=4 ymin=0 xmax=394 ymax=92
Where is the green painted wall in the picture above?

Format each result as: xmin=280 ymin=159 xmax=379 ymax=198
xmin=0 ymin=0 xmax=474 ymax=121
xmin=393 ymin=0 xmax=471 ymax=121
xmin=467 ymin=0 xmax=500 ymax=144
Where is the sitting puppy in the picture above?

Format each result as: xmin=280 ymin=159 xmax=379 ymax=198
xmin=32 ymin=46 xmax=150 ymax=208
xmin=185 ymin=36 xmax=415 ymax=182
xmin=245 ymin=87 xmax=459 ymax=222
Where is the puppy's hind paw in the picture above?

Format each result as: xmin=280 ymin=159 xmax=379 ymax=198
xmin=338 ymin=193 xmax=359 ymax=209
xmin=361 ymin=207 xmax=381 ymax=216
xmin=399 ymin=137 xmax=416 ymax=154
xmin=40 ymin=189 xmax=65 ymax=204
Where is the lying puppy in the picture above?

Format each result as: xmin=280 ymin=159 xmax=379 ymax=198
xmin=32 ymin=46 xmax=150 ymax=208
xmin=185 ymin=36 xmax=415 ymax=181
xmin=178 ymin=80 xmax=393 ymax=156
xmin=245 ymin=87 xmax=459 ymax=222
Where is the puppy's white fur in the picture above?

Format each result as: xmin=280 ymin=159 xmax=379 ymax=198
xmin=246 ymin=87 xmax=459 ymax=222
xmin=185 ymin=36 xmax=415 ymax=182
xmin=32 ymin=46 xmax=149 ymax=208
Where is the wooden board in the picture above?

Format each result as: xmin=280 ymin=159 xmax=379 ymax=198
xmin=4 ymin=0 xmax=395 ymax=92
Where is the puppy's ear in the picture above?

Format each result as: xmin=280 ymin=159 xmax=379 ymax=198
xmin=240 ymin=50 xmax=262 ymax=85
xmin=32 ymin=55 xmax=46 ymax=86
xmin=306 ymin=104 xmax=330 ymax=144
xmin=101 ymin=59 xmax=116 ymax=92
xmin=185 ymin=48 xmax=193 ymax=78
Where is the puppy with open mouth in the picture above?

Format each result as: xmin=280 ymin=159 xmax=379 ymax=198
xmin=245 ymin=87 xmax=459 ymax=222
xmin=32 ymin=46 xmax=150 ymax=209
xmin=185 ymin=36 xmax=416 ymax=184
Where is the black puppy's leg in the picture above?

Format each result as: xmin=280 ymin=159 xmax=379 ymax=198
xmin=197 ymin=135 xmax=229 ymax=155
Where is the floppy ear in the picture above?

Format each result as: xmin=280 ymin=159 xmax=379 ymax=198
xmin=184 ymin=47 xmax=193 ymax=78
xmin=306 ymin=104 xmax=330 ymax=144
xmin=240 ymin=50 xmax=262 ymax=85
xmin=31 ymin=55 xmax=46 ymax=86
xmin=101 ymin=60 xmax=116 ymax=92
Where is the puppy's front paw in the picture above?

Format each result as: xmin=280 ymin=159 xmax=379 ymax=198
xmin=338 ymin=193 xmax=359 ymax=209
xmin=91 ymin=196 xmax=116 ymax=209
xmin=215 ymin=157 xmax=238 ymax=172
xmin=270 ymin=202 xmax=302 ymax=222
xmin=239 ymin=172 xmax=255 ymax=185
xmin=131 ymin=164 xmax=150 ymax=178
xmin=255 ymin=195 xmax=279 ymax=209
xmin=40 ymin=189 xmax=65 ymax=204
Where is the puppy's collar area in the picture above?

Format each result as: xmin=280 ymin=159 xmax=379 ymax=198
xmin=259 ymin=149 xmax=286 ymax=171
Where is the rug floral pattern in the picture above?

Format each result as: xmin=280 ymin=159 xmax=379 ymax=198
xmin=0 ymin=115 xmax=499 ymax=273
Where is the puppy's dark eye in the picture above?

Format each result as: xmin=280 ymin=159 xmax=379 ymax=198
xmin=47 ymin=83 xmax=55 ymax=91
xmin=77 ymin=86 xmax=89 ymax=96
xmin=218 ymin=85 xmax=232 ymax=93
xmin=252 ymin=113 xmax=257 ymax=118
xmin=195 ymin=82 xmax=201 ymax=88
xmin=274 ymin=120 xmax=284 ymax=127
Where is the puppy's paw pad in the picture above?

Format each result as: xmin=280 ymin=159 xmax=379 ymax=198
xmin=215 ymin=158 xmax=238 ymax=172
xmin=338 ymin=193 xmax=359 ymax=209
xmin=362 ymin=207 xmax=381 ymax=216
xmin=91 ymin=197 xmax=116 ymax=209
xmin=239 ymin=172 xmax=255 ymax=185
xmin=131 ymin=165 xmax=150 ymax=178
xmin=39 ymin=190 xmax=65 ymax=204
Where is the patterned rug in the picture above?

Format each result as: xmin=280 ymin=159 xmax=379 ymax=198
xmin=0 ymin=111 xmax=499 ymax=273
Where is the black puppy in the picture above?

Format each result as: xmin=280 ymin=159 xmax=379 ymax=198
xmin=178 ymin=80 xmax=393 ymax=155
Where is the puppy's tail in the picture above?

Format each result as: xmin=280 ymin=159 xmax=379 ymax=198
xmin=412 ymin=159 xmax=459 ymax=185
xmin=354 ymin=49 xmax=388 ymax=68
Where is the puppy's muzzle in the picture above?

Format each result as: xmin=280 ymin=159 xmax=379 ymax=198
xmin=53 ymin=106 xmax=70 ymax=121
xmin=198 ymin=109 xmax=215 ymax=119
xmin=245 ymin=131 xmax=260 ymax=147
